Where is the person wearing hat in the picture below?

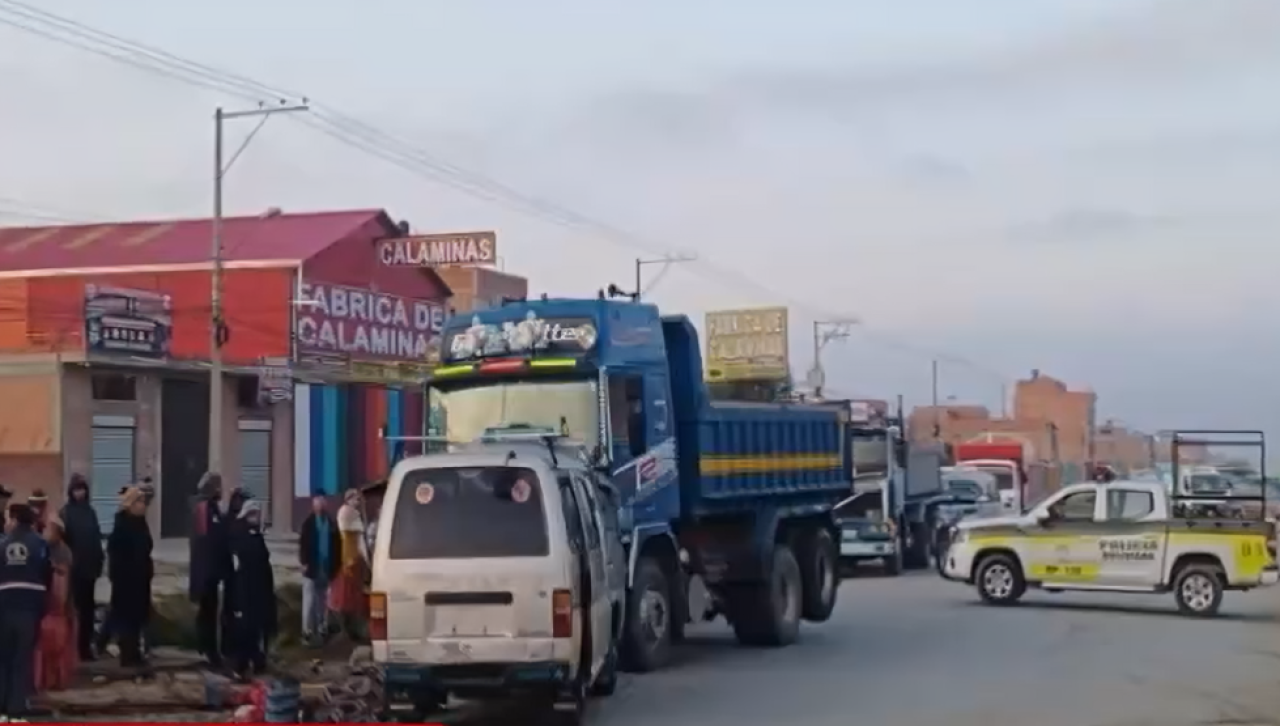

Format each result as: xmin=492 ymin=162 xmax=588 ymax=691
xmin=189 ymin=472 xmax=231 ymax=668
xmin=26 ymin=489 xmax=49 ymax=535
xmin=106 ymin=487 xmax=153 ymax=668
xmin=0 ymin=502 xmax=53 ymax=718
xmin=228 ymin=500 xmax=275 ymax=677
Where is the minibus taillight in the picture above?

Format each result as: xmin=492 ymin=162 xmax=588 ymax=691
xmin=369 ymin=591 xmax=388 ymax=642
xmin=552 ymin=589 xmax=573 ymax=638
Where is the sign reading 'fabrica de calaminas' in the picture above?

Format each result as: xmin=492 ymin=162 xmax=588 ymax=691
xmin=379 ymin=231 xmax=498 ymax=267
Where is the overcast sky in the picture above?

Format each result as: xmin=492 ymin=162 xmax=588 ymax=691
xmin=2 ymin=0 xmax=1278 ymax=440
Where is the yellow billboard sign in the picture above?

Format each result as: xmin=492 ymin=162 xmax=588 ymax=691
xmin=704 ymin=307 xmax=789 ymax=382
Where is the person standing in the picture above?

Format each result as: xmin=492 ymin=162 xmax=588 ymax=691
xmin=60 ymin=474 xmax=103 ymax=660
xmin=107 ymin=487 xmax=153 ymax=668
xmin=26 ymin=489 xmax=49 ymax=534
xmin=298 ymin=496 xmax=339 ymax=646
xmin=0 ymin=485 xmax=12 ymax=531
xmin=229 ymin=501 xmax=276 ymax=678
xmin=34 ymin=517 xmax=77 ymax=692
xmin=0 ymin=503 xmax=52 ymax=719
xmin=189 ymin=472 xmax=230 ymax=668
xmin=220 ymin=487 xmax=250 ymax=662
xmin=332 ymin=490 xmax=369 ymax=639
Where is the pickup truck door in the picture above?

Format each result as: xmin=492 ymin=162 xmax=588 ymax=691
xmin=1095 ymin=487 xmax=1164 ymax=587
xmin=1027 ymin=486 xmax=1105 ymax=583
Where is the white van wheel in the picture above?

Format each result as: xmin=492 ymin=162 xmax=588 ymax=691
xmin=975 ymin=554 xmax=1026 ymax=605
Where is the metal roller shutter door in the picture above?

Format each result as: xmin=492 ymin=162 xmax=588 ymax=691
xmin=238 ymin=427 xmax=272 ymax=525
xmin=91 ymin=420 xmax=135 ymax=535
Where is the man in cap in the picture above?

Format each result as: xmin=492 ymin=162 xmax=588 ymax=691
xmin=0 ymin=503 xmax=52 ymax=718
xmin=25 ymin=488 xmax=48 ymax=534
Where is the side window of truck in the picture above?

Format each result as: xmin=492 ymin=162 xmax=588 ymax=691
xmin=1053 ymin=490 xmax=1097 ymax=521
xmin=1106 ymin=489 xmax=1155 ymax=520
xmin=590 ymin=476 xmax=622 ymax=538
xmin=558 ymin=475 xmax=587 ymax=553
xmin=573 ymin=475 xmax=603 ymax=551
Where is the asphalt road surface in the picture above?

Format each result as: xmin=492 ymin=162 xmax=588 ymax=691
xmin=442 ymin=569 xmax=1280 ymax=726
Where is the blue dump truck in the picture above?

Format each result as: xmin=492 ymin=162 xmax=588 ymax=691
xmin=429 ymin=296 xmax=852 ymax=671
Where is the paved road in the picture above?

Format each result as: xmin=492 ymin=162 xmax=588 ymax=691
xmin=448 ymin=569 xmax=1280 ymax=726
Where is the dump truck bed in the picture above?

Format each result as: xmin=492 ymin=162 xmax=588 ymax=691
xmin=676 ymin=400 xmax=852 ymax=516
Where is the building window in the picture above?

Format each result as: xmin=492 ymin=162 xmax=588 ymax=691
xmin=91 ymin=373 xmax=137 ymax=401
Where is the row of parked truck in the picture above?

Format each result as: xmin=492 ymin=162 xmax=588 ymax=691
xmin=364 ymin=292 xmax=1274 ymax=724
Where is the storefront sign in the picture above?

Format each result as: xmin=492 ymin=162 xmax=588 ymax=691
xmin=704 ymin=307 xmax=789 ymax=382
xmin=84 ymin=284 xmax=172 ymax=358
xmin=295 ymin=282 xmax=446 ymax=362
xmin=443 ymin=314 xmax=598 ymax=361
xmin=378 ymin=231 xmax=498 ymax=267
xmin=257 ymin=356 xmax=293 ymax=403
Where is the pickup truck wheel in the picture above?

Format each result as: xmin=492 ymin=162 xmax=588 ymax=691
xmin=975 ymin=554 xmax=1026 ymax=606
xmin=620 ymin=557 xmax=672 ymax=673
xmin=797 ymin=528 xmax=839 ymax=622
xmin=1174 ymin=565 xmax=1224 ymax=617
xmin=730 ymin=544 xmax=803 ymax=647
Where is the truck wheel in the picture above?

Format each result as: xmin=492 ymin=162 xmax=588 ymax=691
xmin=903 ymin=523 xmax=929 ymax=570
xmin=797 ymin=528 xmax=839 ymax=622
xmin=1174 ymin=564 xmax=1224 ymax=617
xmin=620 ymin=557 xmax=672 ymax=673
xmin=975 ymin=554 xmax=1026 ymax=606
xmin=884 ymin=548 xmax=902 ymax=576
xmin=730 ymin=544 xmax=803 ymax=647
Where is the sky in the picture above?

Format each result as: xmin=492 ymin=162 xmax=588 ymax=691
xmin=1 ymin=0 xmax=1278 ymax=440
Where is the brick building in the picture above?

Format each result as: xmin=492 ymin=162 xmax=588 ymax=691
xmin=908 ymin=370 xmax=1098 ymax=477
xmin=0 ymin=208 xmax=469 ymax=537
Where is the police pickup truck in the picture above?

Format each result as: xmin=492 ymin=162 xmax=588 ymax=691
xmin=940 ymin=478 xmax=1278 ymax=616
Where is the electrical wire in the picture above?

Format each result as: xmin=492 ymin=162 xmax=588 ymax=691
xmin=0 ymin=0 xmax=1014 ymax=385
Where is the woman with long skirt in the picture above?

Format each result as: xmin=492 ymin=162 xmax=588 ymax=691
xmin=34 ymin=517 xmax=77 ymax=692
xmin=330 ymin=490 xmax=369 ymax=640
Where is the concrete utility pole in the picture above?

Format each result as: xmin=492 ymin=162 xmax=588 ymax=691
xmin=931 ymin=358 xmax=940 ymax=440
xmin=633 ymin=254 xmax=697 ymax=300
xmin=209 ymin=101 xmax=308 ymax=474
xmin=808 ymin=319 xmax=858 ymax=399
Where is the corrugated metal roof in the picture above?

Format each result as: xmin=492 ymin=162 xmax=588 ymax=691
xmin=0 ymin=208 xmax=390 ymax=273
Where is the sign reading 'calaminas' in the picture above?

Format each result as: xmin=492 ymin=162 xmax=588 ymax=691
xmin=378 ymin=231 xmax=498 ymax=267
xmin=704 ymin=307 xmax=789 ymax=382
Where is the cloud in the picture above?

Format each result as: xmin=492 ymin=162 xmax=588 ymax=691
xmin=1004 ymin=207 xmax=1176 ymax=244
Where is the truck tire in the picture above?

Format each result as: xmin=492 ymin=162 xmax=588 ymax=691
xmin=903 ymin=523 xmax=929 ymax=570
xmin=620 ymin=557 xmax=672 ymax=673
xmin=1173 ymin=564 xmax=1225 ymax=617
xmin=975 ymin=553 xmax=1026 ymax=605
xmin=729 ymin=544 xmax=803 ymax=647
xmin=883 ymin=548 xmax=902 ymax=576
xmin=797 ymin=528 xmax=839 ymax=622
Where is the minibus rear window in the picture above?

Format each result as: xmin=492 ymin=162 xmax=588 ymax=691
xmin=387 ymin=466 xmax=549 ymax=559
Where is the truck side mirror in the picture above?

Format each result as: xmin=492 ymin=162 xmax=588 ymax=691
xmin=1034 ymin=509 xmax=1052 ymax=525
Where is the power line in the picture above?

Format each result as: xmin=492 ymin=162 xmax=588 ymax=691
xmin=0 ymin=0 xmax=1014 ymax=385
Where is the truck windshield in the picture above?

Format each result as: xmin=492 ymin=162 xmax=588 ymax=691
xmin=430 ymin=378 xmax=600 ymax=448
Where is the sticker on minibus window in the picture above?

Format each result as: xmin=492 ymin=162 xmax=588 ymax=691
xmin=511 ymin=477 xmax=532 ymax=503
xmin=415 ymin=482 xmax=435 ymax=505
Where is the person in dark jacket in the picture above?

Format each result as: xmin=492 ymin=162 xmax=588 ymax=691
xmin=220 ymin=487 xmax=250 ymax=661
xmin=229 ymin=501 xmax=275 ymax=678
xmin=60 ymin=474 xmax=104 ymax=660
xmin=298 ymin=496 xmax=340 ymax=645
xmin=0 ymin=503 xmax=52 ymax=718
xmin=107 ymin=487 xmax=153 ymax=668
xmin=0 ymin=484 xmax=12 ymax=531
xmin=189 ymin=472 xmax=230 ymax=668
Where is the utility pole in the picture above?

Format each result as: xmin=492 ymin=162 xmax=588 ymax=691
xmin=209 ymin=101 xmax=308 ymax=474
xmin=634 ymin=254 xmax=696 ymax=300
xmin=930 ymin=358 xmax=940 ymax=440
xmin=807 ymin=319 xmax=859 ymax=399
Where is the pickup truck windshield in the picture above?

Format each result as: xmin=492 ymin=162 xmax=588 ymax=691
xmin=430 ymin=378 xmax=600 ymax=448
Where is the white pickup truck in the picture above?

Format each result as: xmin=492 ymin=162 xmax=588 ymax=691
xmin=940 ymin=479 xmax=1277 ymax=616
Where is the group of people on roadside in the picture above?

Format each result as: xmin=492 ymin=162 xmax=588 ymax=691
xmin=0 ymin=476 xmax=154 ymax=718
xmin=0 ymin=473 xmax=378 ymax=718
